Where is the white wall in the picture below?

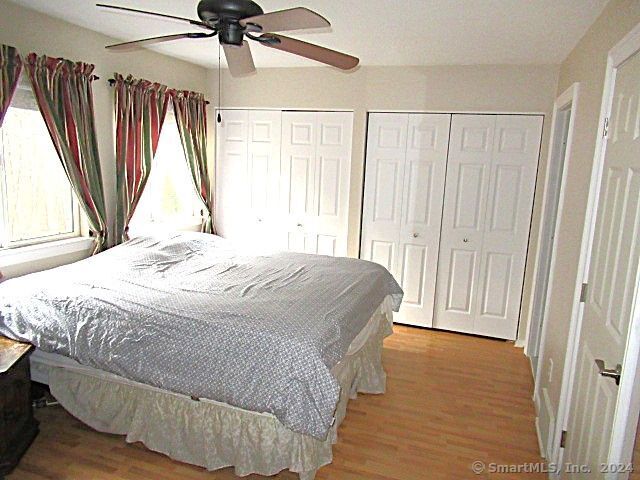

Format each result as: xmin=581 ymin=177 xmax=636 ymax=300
xmin=207 ymin=63 xmax=560 ymax=342
xmin=535 ymin=0 xmax=640 ymax=456
xmin=0 ymin=1 xmax=209 ymax=278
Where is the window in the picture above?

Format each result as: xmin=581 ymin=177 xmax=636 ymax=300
xmin=0 ymin=80 xmax=80 ymax=249
xmin=130 ymin=105 xmax=203 ymax=231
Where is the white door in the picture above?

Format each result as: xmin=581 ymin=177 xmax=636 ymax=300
xmin=215 ymin=109 xmax=249 ymax=242
xmin=281 ymin=111 xmax=352 ymax=256
xmin=215 ymin=110 xmax=283 ymax=249
xmin=563 ymin=47 xmax=640 ymax=476
xmin=314 ymin=112 xmax=353 ymax=256
xmin=361 ymin=113 xmax=450 ymax=327
xmin=360 ymin=113 xmax=408 ymax=278
xmin=434 ymin=114 xmax=542 ymax=339
xmin=246 ymin=110 xmax=283 ymax=249
xmin=397 ymin=114 xmax=450 ymax=327
xmin=281 ymin=111 xmax=320 ymax=254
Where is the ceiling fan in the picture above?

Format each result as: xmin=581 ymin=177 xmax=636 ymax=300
xmin=97 ymin=0 xmax=360 ymax=76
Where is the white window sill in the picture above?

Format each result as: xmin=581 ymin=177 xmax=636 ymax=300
xmin=0 ymin=237 xmax=94 ymax=269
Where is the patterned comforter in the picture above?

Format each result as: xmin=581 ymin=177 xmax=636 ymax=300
xmin=0 ymin=233 xmax=402 ymax=439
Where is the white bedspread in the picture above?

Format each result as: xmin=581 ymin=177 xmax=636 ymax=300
xmin=0 ymin=233 xmax=402 ymax=439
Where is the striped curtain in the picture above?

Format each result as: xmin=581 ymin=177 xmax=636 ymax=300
xmin=172 ymin=91 xmax=215 ymax=233
xmin=0 ymin=44 xmax=22 ymax=126
xmin=24 ymin=53 xmax=108 ymax=254
xmin=113 ymin=73 xmax=171 ymax=244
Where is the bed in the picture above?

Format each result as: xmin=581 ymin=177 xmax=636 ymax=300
xmin=0 ymin=233 xmax=403 ymax=479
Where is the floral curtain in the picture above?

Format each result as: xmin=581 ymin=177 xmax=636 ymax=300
xmin=0 ymin=44 xmax=23 ymax=126
xmin=113 ymin=73 xmax=171 ymax=244
xmin=172 ymin=91 xmax=215 ymax=233
xmin=24 ymin=53 xmax=108 ymax=254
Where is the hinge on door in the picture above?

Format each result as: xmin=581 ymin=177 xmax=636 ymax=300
xmin=560 ymin=430 xmax=568 ymax=449
xmin=580 ymin=283 xmax=588 ymax=303
xmin=603 ymin=117 xmax=610 ymax=138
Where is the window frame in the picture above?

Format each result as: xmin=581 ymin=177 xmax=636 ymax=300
xmin=0 ymin=83 xmax=82 ymax=251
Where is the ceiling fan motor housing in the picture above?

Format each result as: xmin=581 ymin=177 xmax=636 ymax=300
xmin=198 ymin=0 xmax=263 ymax=45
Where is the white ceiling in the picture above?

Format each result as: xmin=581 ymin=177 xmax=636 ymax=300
xmin=10 ymin=0 xmax=609 ymax=69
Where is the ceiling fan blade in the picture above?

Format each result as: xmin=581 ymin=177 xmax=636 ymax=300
xmin=223 ymin=41 xmax=256 ymax=77
xmin=106 ymin=33 xmax=209 ymax=52
xmin=97 ymin=3 xmax=212 ymax=30
xmin=260 ymin=34 xmax=359 ymax=70
xmin=240 ymin=7 xmax=330 ymax=33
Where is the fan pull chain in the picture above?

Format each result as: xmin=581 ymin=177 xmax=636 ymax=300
xmin=217 ymin=42 xmax=222 ymax=124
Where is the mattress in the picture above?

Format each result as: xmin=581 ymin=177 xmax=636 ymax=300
xmin=30 ymin=294 xmax=388 ymax=394
xmin=0 ymin=232 xmax=403 ymax=439
xmin=32 ymin=297 xmax=395 ymax=480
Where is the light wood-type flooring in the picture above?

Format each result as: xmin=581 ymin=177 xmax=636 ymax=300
xmin=9 ymin=325 xmax=545 ymax=479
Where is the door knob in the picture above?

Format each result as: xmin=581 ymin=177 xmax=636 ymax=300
xmin=297 ymin=223 xmax=303 ymax=227
xmin=463 ymin=238 xmax=469 ymax=243
xmin=413 ymin=233 xmax=419 ymax=238
xmin=595 ymin=359 xmax=622 ymax=386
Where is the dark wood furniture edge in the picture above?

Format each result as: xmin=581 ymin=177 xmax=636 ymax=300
xmin=0 ymin=336 xmax=33 ymax=374
xmin=0 ymin=336 xmax=39 ymax=478
xmin=0 ymin=419 xmax=39 ymax=476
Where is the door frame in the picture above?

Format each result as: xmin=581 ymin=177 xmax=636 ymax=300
xmin=525 ymin=83 xmax=579 ymax=368
xmin=549 ymin=22 xmax=640 ymax=473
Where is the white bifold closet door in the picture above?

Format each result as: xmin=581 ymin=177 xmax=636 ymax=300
xmin=216 ymin=109 xmax=352 ymax=257
xmin=216 ymin=109 xmax=250 ymax=243
xmin=281 ymin=111 xmax=353 ymax=257
xmin=434 ymin=114 xmax=543 ymax=339
xmin=361 ymin=113 xmax=451 ymax=328
xmin=215 ymin=110 xmax=283 ymax=250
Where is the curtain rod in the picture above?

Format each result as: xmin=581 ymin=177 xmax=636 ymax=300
xmin=107 ymin=78 xmax=210 ymax=105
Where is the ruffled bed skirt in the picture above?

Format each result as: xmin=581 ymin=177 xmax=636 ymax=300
xmin=36 ymin=300 xmax=394 ymax=480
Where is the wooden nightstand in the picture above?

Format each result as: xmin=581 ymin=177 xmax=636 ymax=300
xmin=0 ymin=337 xmax=38 ymax=477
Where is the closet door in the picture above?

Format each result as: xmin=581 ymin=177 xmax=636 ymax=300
xmin=397 ymin=114 xmax=451 ymax=327
xmin=361 ymin=113 xmax=450 ymax=327
xmin=281 ymin=111 xmax=353 ymax=256
xmin=434 ymin=114 xmax=542 ymax=339
xmin=281 ymin=112 xmax=318 ymax=254
xmin=246 ymin=110 xmax=283 ymax=249
xmin=475 ymin=115 xmax=543 ymax=338
xmin=215 ymin=109 xmax=249 ymax=242
xmin=313 ymin=112 xmax=353 ymax=256
xmin=360 ymin=113 xmax=408 ymax=277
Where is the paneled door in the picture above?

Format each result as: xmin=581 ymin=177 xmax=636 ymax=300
xmin=361 ymin=113 xmax=451 ymax=327
xmin=314 ymin=112 xmax=353 ymax=256
xmin=281 ymin=111 xmax=352 ymax=256
xmin=246 ymin=110 xmax=283 ymax=249
xmin=563 ymin=45 xmax=640 ymax=476
xmin=434 ymin=114 xmax=542 ymax=339
xmin=215 ymin=109 xmax=249 ymax=242
xmin=360 ymin=113 xmax=408 ymax=277
xmin=216 ymin=110 xmax=283 ymax=249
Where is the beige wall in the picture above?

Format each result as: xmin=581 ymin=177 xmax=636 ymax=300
xmin=0 ymin=1 xmax=209 ymax=278
xmin=208 ymin=63 xmax=560 ymax=341
xmin=535 ymin=0 xmax=640 ymax=455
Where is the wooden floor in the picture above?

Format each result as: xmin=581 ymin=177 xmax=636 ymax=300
xmin=9 ymin=325 xmax=545 ymax=480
